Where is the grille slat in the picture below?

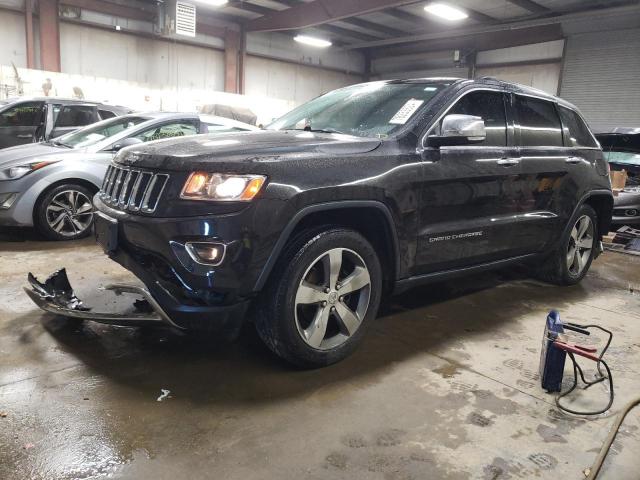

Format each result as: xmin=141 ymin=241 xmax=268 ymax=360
xmin=99 ymin=164 xmax=169 ymax=213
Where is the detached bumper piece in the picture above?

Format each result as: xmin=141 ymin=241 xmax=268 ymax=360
xmin=25 ymin=268 xmax=183 ymax=329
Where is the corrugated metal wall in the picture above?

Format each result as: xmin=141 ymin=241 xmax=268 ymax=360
xmin=560 ymin=28 xmax=640 ymax=132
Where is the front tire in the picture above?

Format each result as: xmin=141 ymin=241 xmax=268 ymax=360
xmin=535 ymin=204 xmax=598 ymax=285
xmin=255 ymin=228 xmax=382 ymax=368
xmin=35 ymin=183 xmax=95 ymax=241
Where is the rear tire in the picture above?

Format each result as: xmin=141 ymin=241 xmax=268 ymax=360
xmin=255 ymin=227 xmax=382 ymax=368
xmin=535 ymin=204 xmax=598 ymax=285
xmin=35 ymin=183 xmax=95 ymax=241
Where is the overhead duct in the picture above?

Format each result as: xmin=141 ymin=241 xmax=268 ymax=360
xmin=160 ymin=1 xmax=197 ymax=38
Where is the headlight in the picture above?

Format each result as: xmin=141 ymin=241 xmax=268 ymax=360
xmin=1 ymin=161 xmax=59 ymax=180
xmin=180 ymin=172 xmax=266 ymax=202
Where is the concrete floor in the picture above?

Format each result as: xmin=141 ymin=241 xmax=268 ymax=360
xmin=1 ymin=230 xmax=639 ymax=480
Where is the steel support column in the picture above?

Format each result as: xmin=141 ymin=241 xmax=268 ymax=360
xmin=39 ymin=0 xmax=61 ymax=72
xmin=238 ymin=28 xmax=247 ymax=95
xmin=224 ymin=29 xmax=240 ymax=94
xmin=25 ymin=0 xmax=35 ymax=68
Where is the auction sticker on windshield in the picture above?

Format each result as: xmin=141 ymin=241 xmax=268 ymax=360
xmin=389 ymin=99 xmax=424 ymax=124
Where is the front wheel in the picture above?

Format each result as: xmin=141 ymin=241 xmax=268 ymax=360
xmin=255 ymin=228 xmax=382 ymax=368
xmin=35 ymin=184 xmax=95 ymax=241
xmin=535 ymin=204 xmax=598 ymax=285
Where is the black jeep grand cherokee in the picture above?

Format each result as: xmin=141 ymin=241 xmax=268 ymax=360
xmin=89 ymin=78 xmax=612 ymax=367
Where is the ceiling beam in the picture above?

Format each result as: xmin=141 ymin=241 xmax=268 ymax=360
xmin=339 ymin=17 xmax=406 ymax=37
xmin=317 ymin=24 xmax=381 ymax=42
xmin=343 ymin=2 xmax=640 ymax=49
xmin=224 ymin=1 xmax=272 ymax=16
xmin=461 ymin=8 xmax=499 ymax=24
xmin=383 ymin=7 xmax=425 ymax=24
xmin=60 ymin=0 xmax=155 ymax=22
xmin=246 ymin=0 xmax=421 ymax=32
xmin=505 ymin=0 xmax=552 ymax=14
xmin=271 ymin=0 xmax=407 ymax=36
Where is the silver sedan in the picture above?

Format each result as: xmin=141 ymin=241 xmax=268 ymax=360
xmin=0 ymin=112 xmax=257 ymax=240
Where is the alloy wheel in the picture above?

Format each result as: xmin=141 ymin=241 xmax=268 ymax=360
xmin=45 ymin=190 xmax=94 ymax=237
xmin=294 ymin=247 xmax=371 ymax=351
xmin=566 ymin=215 xmax=594 ymax=276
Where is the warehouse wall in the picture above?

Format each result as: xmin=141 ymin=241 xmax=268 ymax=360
xmin=56 ymin=23 xmax=361 ymax=107
xmin=560 ymin=28 xmax=640 ymax=132
xmin=245 ymin=56 xmax=362 ymax=111
xmin=248 ymin=32 xmax=365 ymax=76
xmin=59 ymin=22 xmax=226 ymax=92
xmin=475 ymin=40 xmax=564 ymax=95
xmin=0 ymin=9 xmax=26 ymax=68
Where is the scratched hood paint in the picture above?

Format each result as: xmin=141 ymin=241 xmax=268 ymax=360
xmin=114 ymin=130 xmax=382 ymax=171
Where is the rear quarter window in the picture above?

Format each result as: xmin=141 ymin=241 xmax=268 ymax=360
xmin=514 ymin=95 xmax=563 ymax=147
xmin=558 ymin=106 xmax=597 ymax=148
xmin=99 ymin=109 xmax=117 ymax=120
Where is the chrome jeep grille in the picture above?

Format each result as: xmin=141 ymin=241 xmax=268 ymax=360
xmin=100 ymin=164 xmax=169 ymax=213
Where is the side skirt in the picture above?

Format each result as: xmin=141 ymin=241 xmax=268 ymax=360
xmin=393 ymin=253 xmax=540 ymax=295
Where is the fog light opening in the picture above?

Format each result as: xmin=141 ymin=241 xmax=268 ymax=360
xmin=185 ymin=242 xmax=226 ymax=266
xmin=625 ymin=209 xmax=638 ymax=217
xmin=0 ymin=193 xmax=18 ymax=210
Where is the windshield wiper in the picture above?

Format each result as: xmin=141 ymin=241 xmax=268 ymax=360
xmin=51 ymin=140 xmax=71 ymax=148
xmin=285 ymin=127 xmax=347 ymax=135
xmin=307 ymin=128 xmax=347 ymax=135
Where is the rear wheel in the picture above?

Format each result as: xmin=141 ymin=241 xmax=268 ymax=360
xmin=35 ymin=183 xmax=95 ymax=241
xmin=255 ymin=228 xmax=382 ymax=368
xmin=535 ymin=204 xmax=598 ymax=285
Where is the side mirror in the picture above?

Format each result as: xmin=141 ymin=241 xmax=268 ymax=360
xmin=428 ymin=114 xmax=486 ymax=147
xmin=111 ymin=137 xmax=143 ymax=152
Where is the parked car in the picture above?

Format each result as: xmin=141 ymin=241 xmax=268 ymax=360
xmin=27 ymin=78 xmax=612 ymax=367
xmin=0 ymin=97 xmax=132 ymax=149
xmin=596 ymin=128 xmax=640 ymax=227
xmin=0 ymin=112 xmax=258 ymax=240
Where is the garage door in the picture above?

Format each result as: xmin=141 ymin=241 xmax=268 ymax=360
xmin=560 ymin=28 xmax=640 ymax=132
xmin=476 ymin=62 xmax=561 ymax=96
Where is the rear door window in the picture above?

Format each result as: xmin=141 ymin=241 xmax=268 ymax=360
xmin=558 ymin=106 xmax=597 ymax=148
xmin=55 ymin=105 xmax=97 ymax=127
xmin=514 ymin=95 xmax=563 ymax=147
xmin=447 ymin=90 xmax=507 ymax=146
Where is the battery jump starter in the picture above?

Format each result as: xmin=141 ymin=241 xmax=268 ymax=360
xmin=539 ymin=310 xmax=614 ymax=416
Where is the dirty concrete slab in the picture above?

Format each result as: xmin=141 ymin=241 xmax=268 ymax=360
xmin=1 ymin=234 xmax=639 ymax=480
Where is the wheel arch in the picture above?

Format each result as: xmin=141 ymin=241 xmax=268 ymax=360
xmin=33 ymin=177 xmax=101 ymax=224
xmin=558 ymin=190 xmax=613 ymax=249
xmin=252 ymin=201 xmax=400 ymax=293
xmin=583 ymin=191 xmax=613 ymax=239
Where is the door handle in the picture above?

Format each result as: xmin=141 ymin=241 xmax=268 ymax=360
xmin=16 ymin=134 xmax=33 ymax=139
xmin=497 ymin=158 xmax=520 ymax=166
xmin=566 ymin=156 xmax=583 ymax=164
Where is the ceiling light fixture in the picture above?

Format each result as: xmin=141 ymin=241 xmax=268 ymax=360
xmin=424 ymin=3 xmax=468 ymax=21
xmin=198 ymin=0 xmax=228 ymax=6
xmin=294 ymin=35 xmax=332 ymax=48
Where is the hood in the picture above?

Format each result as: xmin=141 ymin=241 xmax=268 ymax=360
xmin=0 ymin=142 xmax=77 ymax=169
xmin=615 ymin=187 xmax=640 ymax=207
xmin=114 ymin=130 xmax=382 ymax=171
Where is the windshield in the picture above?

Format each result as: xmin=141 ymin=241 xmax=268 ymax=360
xmin=54 ymin=116 xmax=150 ymax=148
xmin=267 ymin=81 xmax=450 ymax=138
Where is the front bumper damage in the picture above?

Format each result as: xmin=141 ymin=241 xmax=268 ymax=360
xmin=24 ymin=268 xmax=183 ymax=329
